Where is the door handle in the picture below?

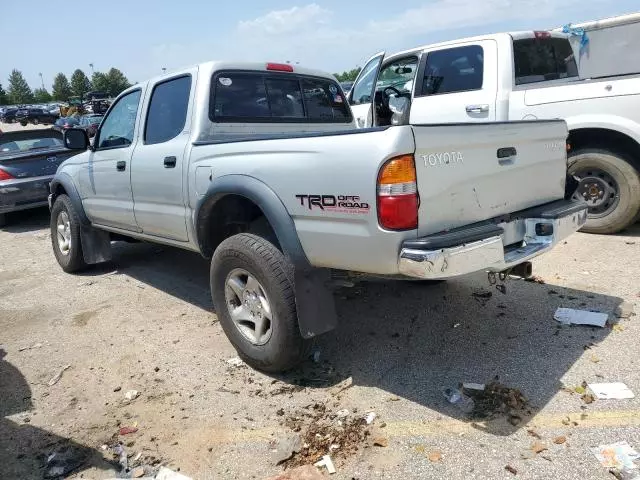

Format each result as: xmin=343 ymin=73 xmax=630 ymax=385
xmin=497 ymin=147 xmax=517 ymax=165
xmin=164 ymin=156 xmax=177 ymax=168
xmin=116 ymin=161 xmax=126 ymax=171
xmin=466 ymin=104 xmax=490 ymax=114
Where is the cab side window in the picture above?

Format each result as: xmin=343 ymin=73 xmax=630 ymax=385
xmin=97 ymin=90 xmax=142 ymax=149
xmin=144 ymin=76 xmax=192 ymax=145
xmin=420 ymin=45 xmax=484 ymax=96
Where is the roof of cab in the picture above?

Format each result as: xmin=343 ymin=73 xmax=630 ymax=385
xmin=125 ymin=61 xmax=338 ymax=94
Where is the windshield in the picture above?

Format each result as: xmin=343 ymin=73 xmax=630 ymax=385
xmin=0 ymin=137 xmax=64 ymax=154
xmin=377 ymin=57 xmax=419 ymax=93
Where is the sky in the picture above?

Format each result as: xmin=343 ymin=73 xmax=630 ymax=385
xmin=1 ymin=0 xmax=638 ymax=91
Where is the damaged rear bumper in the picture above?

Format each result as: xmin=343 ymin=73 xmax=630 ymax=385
xmin=398 ymin=200 xmax=588 ymax=280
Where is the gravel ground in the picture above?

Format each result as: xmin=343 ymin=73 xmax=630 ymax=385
xmin=1 ymin=121 xmax=639 ymax=479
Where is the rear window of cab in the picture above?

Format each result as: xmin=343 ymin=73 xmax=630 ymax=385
xmin=210 ymin=71 xmax=352 ymax=123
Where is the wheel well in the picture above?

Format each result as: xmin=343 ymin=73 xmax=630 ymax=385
xmin=568 ymin=128 xmax=640 ymax=170
xmin=51 ymin=183 xmax=67 ymax=201
xmin=197 ymin=194 xmax=277 ymax=258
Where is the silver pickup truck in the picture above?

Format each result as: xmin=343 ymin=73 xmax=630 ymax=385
xmin=50 ymin=61 xmax=587 ymax=371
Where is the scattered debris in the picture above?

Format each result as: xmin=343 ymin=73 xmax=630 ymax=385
xmin=336 ymin=409 xmax=350 ymax=419
xmin=264 ymin=465 xmax=326 ymax=480
xmin=155 ymin=466 xmax=193 ymax=480
xmin=313 ymin=455 xmax=336 ymax=474
xmin=373 ymin=437 xmax=388 ymax=447
xmin=554 ymin=436 xmax=567 ymax=445
xmin=125 ymin=390 xmax=140 ymax=401
xmin=44 ymin=444 xmax=88 ymax=478
xmin=273 ymin=435 xmax=303 ymax=464
xmin=505 ymin=465 xmax=518 ymax=475
xmin=364 ymin=412 xmax=376 ymax=424
xmin=582 ymin=393 xmax=595 ymax=404
xmin=18 ymin=342 xmax=43 ymax=351
xmin=588 ymin=383 xmax=635 ymax=400
xmin=531 ymin=441 xmax=548 ymax=454
xmin=113 ymin=444 xmax=128 ymax=470
xmin=615 ymin=302 xmax=636 ymax=320
xmin=47 ymin=365 xmax=71 ymax=386
xmin=527 ymin=429 xmax=542 ymax=439
xmin=554 ymin=308 xmax=608 ymax=327
xmin=442 ymin=387 xmax=474 ymax=413
xmin=463 ymin=381 xmax=529 ymax=420
xmin=226 ymin=356 xmax=244 ymax=367
xmin=525 ymin=275 xmax=545 ymax=284
xmin=428 ymin=450 xmax=443 ymax=463
xmin=591 ymin=441 xmax=639 ymax=470
xmin=472 ymin=289 xmax=493 ymax=306
xmin=590 ymin=354 xmax=602 ymax=363
xmin=113 ymin=386 xmax=122 ymax=392
xmin=132 ymin=466 xmax=146 ymax=478
xmin=462 ymin=383 xmax=485 ymax=391
xmin=119 ymin=426 xmax=139 ymax=435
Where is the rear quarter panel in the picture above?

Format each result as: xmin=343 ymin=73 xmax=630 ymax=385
xmin=188 ymin=126 xmax=417 ymax=274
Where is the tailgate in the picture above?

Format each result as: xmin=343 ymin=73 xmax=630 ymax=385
xmin=412 ymin=120 xmax=568 ymax=236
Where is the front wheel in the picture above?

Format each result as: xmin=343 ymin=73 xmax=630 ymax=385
xmin=210 ymin=233 xmax=310 ymax=372
xmin=568 ymin=148 xmax=640 ymax=234
xmin=50 ymin=194 xmax=87 ymax=272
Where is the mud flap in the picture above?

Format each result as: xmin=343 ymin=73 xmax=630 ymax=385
xmin=80 ymin=226 xmax=112 ymax=264
xmin=294 ymin=267 xmax=338 ymax=339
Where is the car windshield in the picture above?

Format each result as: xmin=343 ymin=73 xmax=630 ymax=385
xmin=0 ymin=136 xmax=64 ymax=154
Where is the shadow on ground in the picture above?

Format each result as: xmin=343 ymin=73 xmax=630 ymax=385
xmin=0 ymin=349 xmax=115 ymax=479
xmin=82 ymin=240 xmax=624 ymax=437
xmin=1 ymin=207 xmax=50 ymax=234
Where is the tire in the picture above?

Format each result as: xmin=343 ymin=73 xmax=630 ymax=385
xmin=32 ymin=118 xmax=39 ymax=125
xmin=568 ymin=148 xmax=640 ymax=234
xmin=0 ymin=213 xmax=7 ymax=228
xmin=210 ymin=233 xmax=309 ymax=372
xmin=50 ymin=194 xmax=87 ymax=273
xmin=19 ymin=121 xmax=27 ymax=127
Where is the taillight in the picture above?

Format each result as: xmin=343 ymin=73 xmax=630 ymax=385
xmin=266 ymin=62 xmax=294 ymax=72
xmin=377 ymin=154 xmax=418 ymax=230
xmin=0 ymin=168 xmax=15 ymax=181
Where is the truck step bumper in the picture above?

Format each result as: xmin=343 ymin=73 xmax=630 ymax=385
xmin=398 ymin=200 xmax=588 ymax=280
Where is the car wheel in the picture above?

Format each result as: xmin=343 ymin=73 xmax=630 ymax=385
xmin=32 ymin=118 xmax=39 ymax=125
xmin=568 ymin=148 xmax=640 ymax=234
xmin=50 ymin=194 xmax=87 ymax=273
xmin=20 ymin=121 xmax=27 ymax=127
xmin=210 ymin=233 xmax=310 ymax=372
xmin=0 ymin=213 xmax=7 ymax=228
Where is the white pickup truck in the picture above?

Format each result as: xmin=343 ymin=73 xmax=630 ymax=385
xmin=349 ymin=27 xmax=640 ymax=234
xmin=51 ymin=61 xmax=586 ymax=371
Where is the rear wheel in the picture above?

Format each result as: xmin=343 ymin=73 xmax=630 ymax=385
xmin=568 ymin=148 xmax=640 ymax=234
xmin=50 ymin=195 xmax=87 ymax=272
xmin=210 ymin=233 xmax=309 ymax=372
xmin=32 ymin=118 xmax=39 ymax=125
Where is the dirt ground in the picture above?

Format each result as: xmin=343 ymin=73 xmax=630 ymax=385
xmin=1 ymin=124 xmax=639 ymax=479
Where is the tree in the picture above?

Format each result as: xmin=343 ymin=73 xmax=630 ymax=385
xmin=334 ymin=67 xmax=361 ymax=82
xmin=70 ymin=69 xmax=92 ymax=98
xmin=33 ymin=88 xmax=52 ymax=103
xmin=91 ymin=72 xmax=109 ymax=93
xmin=105 ymin=68 xmax=131 ymax=97
xmin=0 ymin=83 xmax=7 ymax=105
xmin=52 ymin=73 xmax=72 ymax=101
xmin=7 ymin=69 xmax=34 ymax=104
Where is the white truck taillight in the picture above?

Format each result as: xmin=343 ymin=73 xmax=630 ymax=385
xmin=377 ymin=154 xmax=419 ymax=230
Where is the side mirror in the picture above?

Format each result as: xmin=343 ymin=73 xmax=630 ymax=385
xmin=63 ymin=128 xmax=89 ymax=151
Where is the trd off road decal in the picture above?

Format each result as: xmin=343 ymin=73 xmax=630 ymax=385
xmin=295 ymin=194 xmax=370 ymax=214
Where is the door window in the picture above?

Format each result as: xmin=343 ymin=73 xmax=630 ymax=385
xmin=513 ymin=38 xmax=578 ymax=85
xmin=419 ymin=45 xmax=484 ymax=96
xmin=350 ymin=54 xmax=384 ymax=105
xmin=144 ymin=76 xmax=192 ymax=145
xmin=97 ymin=90 xmax=142 ymax=149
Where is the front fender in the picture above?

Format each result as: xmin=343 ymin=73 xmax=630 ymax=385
xmin=50 ymin=172 xmax=89 ymax=225
xmin=196 ymin=174 xmax=337 ymax=338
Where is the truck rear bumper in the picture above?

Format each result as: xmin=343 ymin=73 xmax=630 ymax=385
xmin=398 ymin=200 xmax=588 ymax=280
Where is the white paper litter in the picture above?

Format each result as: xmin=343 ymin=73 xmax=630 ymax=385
xmin=591 ymin=441 xmax=639 ymax=470
xmin=588 ymin=383 xmax=635 ymax=400
xmin=364 ymin=412 xmax=377 ymax=424
xmin=314 ymin=455 xmax=336 ymax=474
xmin=462 ymin=383 xmax=486 ymax=391
xmin=554 ymin=308 xmax=608 ymax=327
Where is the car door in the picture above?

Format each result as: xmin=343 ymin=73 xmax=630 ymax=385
xmin=80 ymin=88 xmax=143 ymax=231
xmin=348 ymin=52 xmax=385 ymax=128
xmin=409 ymin=40 xmax=498 ymax=124
xmin=130 ymin=72 xmax=194 ymax=241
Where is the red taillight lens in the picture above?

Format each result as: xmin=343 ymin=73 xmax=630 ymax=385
xmin=0 ymin=168 xmax=15 ymax=181
xmin=266 ymin=62 xmax=294 ymax=72
xmin=377 ymin=154 xmax=418 ymax=230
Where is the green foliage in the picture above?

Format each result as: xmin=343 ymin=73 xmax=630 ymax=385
xmin=33 ymin=88 xmax=52 ymax=103
xmin=105 ymin=68 xmax=132 ymax=97
xmin=7 ymin=69 xmax=34 ymax=104
xmin=70 ymin=69 xmax=92 ymax=98
xmin=334 ymin=67 xmax=362 ymax=82
xmin=91 ymin=72 xmax=109 ymax=93
xmin=0 ymin=83 xmax=7 ymax=105
xmin=52 ymin=73 xmax=72 ymax=101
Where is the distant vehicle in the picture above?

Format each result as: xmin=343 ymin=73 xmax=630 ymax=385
xmin=0 ymin=129 xmax=76 ymax=227
xmin=16 ymin=108 xmax=58 ymax=126
xmin=52 ymin=117 xmax=80 ymax=133
xmin=77 ymin=114 xmax=103 ymax=137
xmin=1 ymin=108 xmax=19 ymax=123
xmin=85 ymin=91 xmax=109 ymax=101
xmin=340 ymin=81 xmax=354 ymax=93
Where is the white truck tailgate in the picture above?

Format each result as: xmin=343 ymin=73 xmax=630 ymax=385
xmin=412 ymin=120 xmax=568 ymax=236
